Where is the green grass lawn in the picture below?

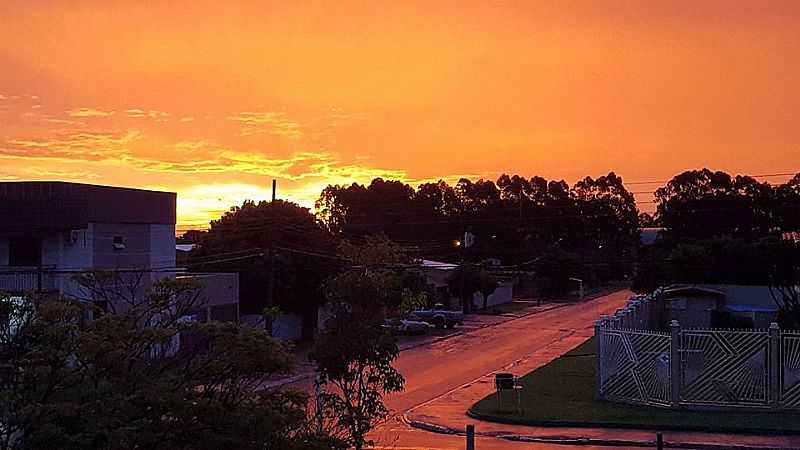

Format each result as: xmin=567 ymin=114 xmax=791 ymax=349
xmin=470 ymin=338 xmax=800 ymax=434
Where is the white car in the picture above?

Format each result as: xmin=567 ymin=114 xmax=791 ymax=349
xmin=382 ymin=317 xmax=431 ymax=335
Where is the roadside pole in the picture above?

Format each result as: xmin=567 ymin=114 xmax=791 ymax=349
xmin=465 ymin=424 xmax=475 ymax=450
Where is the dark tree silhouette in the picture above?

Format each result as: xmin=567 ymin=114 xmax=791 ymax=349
xmin=654 ymin=169 xmax=782 ymax=240
xmin=316 ymin=172 xmax=642 ymax=279
xmin=191 ymin=200 xmax=340 ymax=320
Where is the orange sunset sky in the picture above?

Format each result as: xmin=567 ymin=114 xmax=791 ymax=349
xmin=1 ymin=1 xmax=799 ymax=232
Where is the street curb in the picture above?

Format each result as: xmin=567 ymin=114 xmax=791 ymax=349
xmin=406 ymin=420 xmax=458 ymax=435
xmin=406 ymin=414 xmax=798 ymax=450
xmin=466 ymin=408 xmax=800 ymax=438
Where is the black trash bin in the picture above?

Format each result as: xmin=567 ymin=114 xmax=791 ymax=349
xmin=495 ymin=372 xmax=515 ymax=390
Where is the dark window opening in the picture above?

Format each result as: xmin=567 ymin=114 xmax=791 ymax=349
xmin=8 ymin=237 xmax=41 ymax=267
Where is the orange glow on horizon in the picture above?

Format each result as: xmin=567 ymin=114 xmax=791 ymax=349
xmin=1 ymin=1 xmax=799 ymax=230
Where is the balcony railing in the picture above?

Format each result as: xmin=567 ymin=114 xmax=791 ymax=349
xmin=0 ymin=267 xmax=60 ymax=294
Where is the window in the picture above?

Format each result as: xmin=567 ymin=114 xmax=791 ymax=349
xmin=112 ymin=236 xmax=126 ymax=250
xmin=8 ymin=237 xmax=41 ymax=267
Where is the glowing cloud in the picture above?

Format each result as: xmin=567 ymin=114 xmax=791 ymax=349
xmin=228 ymin=112 xmax=303 ymax=139
xmin=67 ymin=108 xmax=116 ymax=117
xmin=124 ymin=109 xmax=170 ymax=120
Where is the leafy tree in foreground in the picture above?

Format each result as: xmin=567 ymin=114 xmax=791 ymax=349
xmin=310 ymin=260 xmax=405 ymax=450
xmin=0 ymin=277 xmax=341 ymax=450
xmin=338 ymin=234 xmax=434 ymax=315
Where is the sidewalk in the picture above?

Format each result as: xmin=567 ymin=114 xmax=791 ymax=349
xmin=405 ymin=334 xmax=800 ymax=450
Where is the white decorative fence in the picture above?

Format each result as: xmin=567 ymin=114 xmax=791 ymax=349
xmin=596 ymin=293 xmax=800 ymax=410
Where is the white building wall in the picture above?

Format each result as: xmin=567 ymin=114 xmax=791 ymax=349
xmin=149 ymin=224 xmax=176 ymax=270
xmin=91 ymin=223 xmax=152 ymax=269
xmin=46 ymin=228 xmax=93 ymax=298
xmin=148 ymin=224 xmax=177 ymax=286
xmin=177 ymin=272 xmax=238 ymax=309
xmin=40 ymin=234 xmax=61 ymax=267
xmin=472 ymin=281 xmax=514 ymax=309
xmin=59 ymin=228 xmax=92 ymax=269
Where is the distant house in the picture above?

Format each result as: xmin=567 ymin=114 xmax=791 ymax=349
xmin=177 ymin=272 xmax=239 ymax=322
xmin=661 ymin=284 xmax=780 ymax=329
xmin=640 ymin=227 xmax=664 ymax=246
xmin=420 ymin=259 xmax=513 ymax=310
xmin=662 ymin=286 xmax=726 ymax=329
xmin=420 ymin=259 xmax=458 ymax=305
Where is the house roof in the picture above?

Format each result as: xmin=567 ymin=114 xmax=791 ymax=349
xmin=420 ymin=259 xmax=458 ymax=270
xmin=722 ymin=304 xmax=778 ymax=313
xmin=0 ymin=182 xmax=176 ymax=232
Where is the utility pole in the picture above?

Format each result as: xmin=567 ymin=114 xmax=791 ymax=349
xmin=36 ymin=235 xmax=43 ymax=294
xmin=266 ymin=179 xmax=277 ymax=333
xmin=461 ymin=231 xmax=475 ymax=314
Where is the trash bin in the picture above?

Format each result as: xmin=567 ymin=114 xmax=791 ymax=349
xmin=495 ymin=372 xmax=515 ymax=390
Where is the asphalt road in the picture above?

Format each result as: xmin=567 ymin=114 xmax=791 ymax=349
xmin=367 ymin=289 xmax=632 ymax=450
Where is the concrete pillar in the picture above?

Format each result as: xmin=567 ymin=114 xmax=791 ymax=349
xmin=595 ymin=319 xmax=605 ymax=400
xmin=670 ymin=320 xmax=681 ymax=407
xmin=612 ymin=312 xmax=622 ymax=329
xmin=630 ymin=301 xmax=640 ymax=327
xmin=769 ymin=322 xmax=780 ymax=407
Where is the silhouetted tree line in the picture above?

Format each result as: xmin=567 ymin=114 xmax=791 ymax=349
xmin=635 ymin=169 xmax=800 ymax=326
xmin=654 ymin=169 xmax=800 ymax=240
xmin=181 ymin=169 xmax=800 ymax=321
xmin=316 ymin=172 xmax=640 ymax=266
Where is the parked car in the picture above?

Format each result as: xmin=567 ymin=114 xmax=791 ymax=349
xmin=411 ymin=303 xmax=464 ymax=329
xmin=382 ymin=317 xmax=431 ymax=335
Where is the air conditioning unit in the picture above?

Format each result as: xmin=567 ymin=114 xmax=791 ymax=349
xmin=65 ymin=230 xmax=81 ymax=245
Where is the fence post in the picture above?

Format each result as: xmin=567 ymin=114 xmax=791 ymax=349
xmin=595 ymin=319 xmax=605 ymax=400
xmin=465 ymin=424 xmax=475 ymax=450
xmin=769 ymin=322 xmax=780 ymax=408
xmin=670 ymin=320 xmax=681 ymax=407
